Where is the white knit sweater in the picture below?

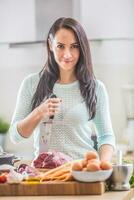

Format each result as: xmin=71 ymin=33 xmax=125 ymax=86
xmin=9 ymin=73 xmax=115 ymax=159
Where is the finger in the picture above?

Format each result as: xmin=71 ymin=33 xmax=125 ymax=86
xmin=49 ymin=107 xmax=56 ymax=112
xmin=48 ymin=98 xmax=62 ymax=103
xmin=48 ymin=110 xmax=55 ymax=117
xmin=51 ymin=104 xmax=61 ymax=109
xmin=48 ymin=102 xmax=61 ymax=109
xmin=48 ymin=107 xmax=60 ymax=115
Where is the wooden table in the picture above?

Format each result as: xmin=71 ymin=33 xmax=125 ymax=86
xmin=0 ymin=189 xmax=134 ymax=200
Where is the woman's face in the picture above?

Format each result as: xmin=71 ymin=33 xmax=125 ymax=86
xmin=50 ymin=28 xmax=80 ymax=73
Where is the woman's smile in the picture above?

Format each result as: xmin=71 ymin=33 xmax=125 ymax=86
xmin=62 ymin=59 xmax=73 ymax=64
xmin=63 ymin=60 xmax=72 ymax=64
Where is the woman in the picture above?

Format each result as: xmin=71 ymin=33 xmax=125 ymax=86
xmin=10 ymin=17 xmax=115 ymax=160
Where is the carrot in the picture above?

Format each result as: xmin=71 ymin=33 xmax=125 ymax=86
xmin=41 ymin=162 xmax=71 ymax=177
xmin=50 ymin=168 xmax=70 ymax=178
xmin=40 ymin=162 xmax=72 ymax=182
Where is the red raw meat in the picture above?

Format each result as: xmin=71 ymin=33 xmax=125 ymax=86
xmin=31 ymin=151 xmax=72 ymax=169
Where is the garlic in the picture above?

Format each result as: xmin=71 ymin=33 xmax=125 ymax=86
xmin=6 ymin=169 xmax=24 ymax=183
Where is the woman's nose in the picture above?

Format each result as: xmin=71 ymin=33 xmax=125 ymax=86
xmin=63 ymin=49 xmax=72 ymax=59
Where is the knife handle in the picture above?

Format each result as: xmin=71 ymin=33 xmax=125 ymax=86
xmin=49 ymin=94 xmax=57 ymax=119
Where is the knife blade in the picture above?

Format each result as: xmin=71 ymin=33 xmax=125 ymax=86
xmin=40 ymin=93 xmax=57 ymax=152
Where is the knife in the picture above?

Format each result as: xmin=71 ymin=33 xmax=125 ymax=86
xmin=40 ymin=93 xmax=57 ymax=152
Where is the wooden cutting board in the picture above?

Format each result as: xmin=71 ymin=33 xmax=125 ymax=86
xmin=0 ymin=181 xmax=105 ymax=196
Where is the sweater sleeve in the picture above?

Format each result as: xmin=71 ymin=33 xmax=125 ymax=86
xmin=93 ymin=81 xmax=116 ymax=150
xmin=9 ymin=75 xmax=35 ymax=143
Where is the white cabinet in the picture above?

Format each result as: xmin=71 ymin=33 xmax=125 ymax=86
xmin=0 ymin=0 xmax=133 ymax=43
xmin=73 ymin=0 xmax=134 ymax=40
xmin=0 ymin=0 xmax=36 ymax=43
xmin=35 ymin=0 xmax=73 ymax=42
xmin=0 ymin=0 xmax=73 ymax=43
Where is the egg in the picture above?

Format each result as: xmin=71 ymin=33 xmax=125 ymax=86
xmin=87 ymin=162 xmax=101 ymax=171
xmin=71 ymin=161 xmax=83 ymax=171
xmin=81 ymin=159 xmax=88 ymax=168
xmin=82 ymin=167 xmax=87 ymax=171
xmin=84 ymin=151 xmax=98 ymax=161
xmin=87 ymin=158 xmax=100 ymax=164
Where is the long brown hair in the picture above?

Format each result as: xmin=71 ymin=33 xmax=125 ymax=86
xmin=32 ymin=17 xmax=97 ymax=119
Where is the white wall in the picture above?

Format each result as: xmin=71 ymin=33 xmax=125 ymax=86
xmin=90 ymin=40 xmax=134 ymax=142
xmin=0 ymin=0 xmax=36 ymax=43
xmin=79 ymin=0 xmax=134 ymax=39
xmin=0 ymin=43 xmax=46 ymax=158
xmin=0 ymin=43 xmax=45 ymax=119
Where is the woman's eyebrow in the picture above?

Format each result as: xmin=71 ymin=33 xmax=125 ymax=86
xmin=57 ymin=42 xmax=65 ymax=45
xmin=71 ymin=42 xmax=79 ymax=45
xmin=57 ymin=42 xmax=79 ymax=45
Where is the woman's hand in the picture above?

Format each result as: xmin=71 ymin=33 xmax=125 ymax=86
xmin=99 ymin=144 xmax=114 ymax=162
xmin=17 ymin=97 xmax=62 ymax=138
xmin=37 ymin=97 xmax=62 ymax=119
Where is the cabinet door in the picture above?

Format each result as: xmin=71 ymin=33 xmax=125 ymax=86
xmin=0 ymin=0 xmax=36 ymax=43
xmin=0 ymin=0 xmax=73 ymax=43
xmin=35 ymin=0 xmax=73 ymax=40
xmin=73 ymin=0 xmax=134 ymax=39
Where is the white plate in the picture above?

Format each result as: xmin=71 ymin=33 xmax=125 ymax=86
xmin=71 ymin=169 xmax=113 ymax=182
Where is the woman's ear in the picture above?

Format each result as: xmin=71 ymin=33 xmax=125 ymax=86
xmin=48 ymin=39 xmax=53 ymax=51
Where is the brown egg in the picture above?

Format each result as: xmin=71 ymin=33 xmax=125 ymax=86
xmin=87 ymin=158 xmax=100 ymax=165
xmin=82 ymin=167 xmax=87 ymax=171
xmin=81 ymin=159 xmax=88 ymax=168
xmin=87 ymin=162 xmax=101 ymax=171
xmin=71 ymin=161 xmax=83 ymax=171
xmin=100 ymin=161 xmax=113 ymax=170
xmin=84 ymin=151 xmax=98 ymax=161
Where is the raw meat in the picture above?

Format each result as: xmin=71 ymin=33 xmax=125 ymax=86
xmin=32 ymin=151 xmax=72 ymax=169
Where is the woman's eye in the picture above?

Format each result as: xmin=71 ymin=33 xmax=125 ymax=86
xmin=71 ymin=44 xmax=79 ymax=49
xmin=57 ymin=44 xmax=64 ymax=49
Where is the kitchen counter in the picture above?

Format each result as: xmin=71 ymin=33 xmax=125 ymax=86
xmin=1 ymin=157 xmax=133 ymax=200
xmin=0 ymin=189 xmax=134 ymax=200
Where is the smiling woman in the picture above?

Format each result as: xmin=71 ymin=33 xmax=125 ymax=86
xmin=9 ymin=17 xmax=115 ymax=161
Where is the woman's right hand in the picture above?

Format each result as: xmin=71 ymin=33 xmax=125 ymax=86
xmin=37 ymin=97 xmax=62 ymax=120
xmin=16 ymin=97 xmax=62 ymax=138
